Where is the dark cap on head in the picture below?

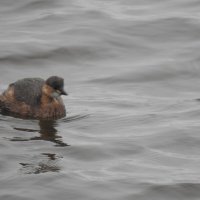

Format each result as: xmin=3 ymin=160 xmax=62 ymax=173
xmin=46 ymin=76 xmax=67 ymax=95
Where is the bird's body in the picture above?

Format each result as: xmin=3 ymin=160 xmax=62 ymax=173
xmin=0 ymin=76 xmax=67 ymax=119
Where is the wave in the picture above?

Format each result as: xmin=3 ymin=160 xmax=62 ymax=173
xmin=0 ymin=45 xmax=114 ymax=64
xmin=126 ymin=183 xmax=200 ymax=200
xmin=89 ymin=64 xmax=200 ymax=85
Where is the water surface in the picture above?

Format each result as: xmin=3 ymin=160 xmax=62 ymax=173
xmin=1 ymin=0 xmax=200 ymax=199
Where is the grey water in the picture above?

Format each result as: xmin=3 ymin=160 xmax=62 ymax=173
xmin=1 ymin=0 xmax=200 ymax=199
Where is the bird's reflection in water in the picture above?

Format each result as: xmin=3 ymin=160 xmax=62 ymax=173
xmin=35 ymin=120 xmax=69 ymax=147
xmin=19 ymin=153 xmax=63 ymax=174
xmin=12 ymin=119 xmax=69 ymax=147
xmin=5 ymin=114 xmax=88 ymax=174
xmin=10 ymin=119 xmax=69 ymax=174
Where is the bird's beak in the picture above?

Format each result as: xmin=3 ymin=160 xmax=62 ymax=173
xmin=60 ymin=88 xmax=68 ymax=96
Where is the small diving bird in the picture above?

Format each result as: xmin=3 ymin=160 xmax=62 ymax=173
xmin=0 ymin=76 xmax=67 ymax=119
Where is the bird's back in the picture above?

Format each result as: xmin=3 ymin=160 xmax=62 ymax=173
xmin=12 ymin=78 xmax=45 ymax=106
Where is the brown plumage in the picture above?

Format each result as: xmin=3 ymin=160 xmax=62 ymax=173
xmin=0 ymin=76 xmax=67 ymax=119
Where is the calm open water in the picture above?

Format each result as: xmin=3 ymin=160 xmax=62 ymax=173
xmin=1 ymin=0 xmax=200 ymax=199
